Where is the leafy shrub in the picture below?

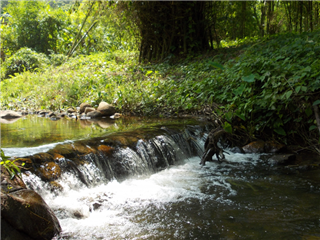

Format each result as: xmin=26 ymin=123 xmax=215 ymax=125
xmin=1 ymin=1 xmax=72 ymax=56
xmin=49 ymin=53 xmax=68 ymax=67
xmin=3 ymin=47 xmax=50 ymax=78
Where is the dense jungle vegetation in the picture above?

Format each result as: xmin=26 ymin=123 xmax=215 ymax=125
xmin=0 ymin=0 xmax=320 ymax=153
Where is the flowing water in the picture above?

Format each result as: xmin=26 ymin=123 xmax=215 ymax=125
xmin=2 ymin=115 xmax=320 ymax=239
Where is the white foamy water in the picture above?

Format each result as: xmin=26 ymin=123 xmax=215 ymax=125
xmin=23 ymin=152 xmax=261 ymax=240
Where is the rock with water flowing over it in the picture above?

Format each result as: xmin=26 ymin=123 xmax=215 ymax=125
xmin=0 ymin=110 xmax=22 ymax=119
xmin=1 ymin=169 xmax=61 ymax=240
xmin=37 ymin=161 xmax=62 ymax=181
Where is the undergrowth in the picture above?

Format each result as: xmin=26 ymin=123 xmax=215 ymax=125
xmin=1 ymin=31 xmax=320 ymax=151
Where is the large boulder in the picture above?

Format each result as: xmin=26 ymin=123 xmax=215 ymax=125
xmin=1 ymin=169 xmax=61 ymax=240
xmin=97 ymin=102 xmax=115 ymax=116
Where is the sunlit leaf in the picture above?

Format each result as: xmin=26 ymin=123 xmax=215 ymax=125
xmin=223 ymin=121 xmax=232 ymax=134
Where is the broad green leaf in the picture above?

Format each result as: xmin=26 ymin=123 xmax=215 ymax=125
xmin=285 ymin=90 xmax=293 ymax=99
xmin=235 ymin=113 xmax=246 ymax=121
xmin=305 ymin=107 xmax=313 ymax=117
xmin=242 ymin=74 xmax=255 ymax=83
xmin=309 ymin=125 xmax=317 ymax=131
xmin=274 ymin=127 xmax=286 ymax=136
xmin=233 ymin=83 xmax=245 ymax=96
xmin=295 ymin=86 xmax=301 ymax=94
xmin=209 ymin=61 xmax=225 ymax=70
xmin=312 ymin=100 xmax=320 ymax=106
xmin=223 ymin=121 xmax=233 ymax=134
xmin=225 ymin=112 xmax=233 ymax=122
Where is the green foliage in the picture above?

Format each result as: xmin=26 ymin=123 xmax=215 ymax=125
xmin=1 ymin=31 xmax=320 ymax=148
xmin=1 ymin=1 xmax=71 ymax=56
xmin=0 ymin=0 xmax=137 ymax=60
xmin=0 ymin=149 xmax=22 ymax=179
xmin=2 ymin=47 xmax=49 ymax=78
xmin=49 ymin=53 xmax=68 ymax=67
xmin=197 ymin=31 xmax=320 ymax=143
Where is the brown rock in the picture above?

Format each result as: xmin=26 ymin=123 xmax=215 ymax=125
xmin=67 ymin=108 xmax=76 ymax=113
xmin=242 ymin=140 xmax=265 ymax=153
xmin=53 ymin=153 xmax=65 ymax=161
xmin=31 ymin=152 xmax=54 ymax=164
xmin=48 ymin=144 xmax=76 ymax=159
xmin=37 ymin=162 xmax=61 ymax=181
xmin=48 ymin=112 xmax=56 ymax=117
xmin=1 ymin=168 xmax=61 ymax=239
xmin=1 ymin=218 xmax=34 ymax=240
xmin=98 ymin=145 xmax=114 ymax=155
xmin=1 ymin=189 xmax=61 ymax=240
xmin=97 ymin=102 xmax=116 ymax=116
xmin=84 ymin=107 xmax=95 ymax=114
xmin=72 ymin=142 xmax=96 ymax=155
xmin=49 ymin=181 xmax=64 ymax=192
xmin=87 ymin=110 xmax=103 ymax=118
xmin=265 ymin=141 xmax=286 ymax=153
xmin=268 ymin=154 xmax=296 ymax=165
xmin=80 ymin=103 xmax=92 ymax=114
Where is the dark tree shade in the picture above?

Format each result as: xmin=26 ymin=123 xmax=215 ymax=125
xmin=132 ymin=1 xmax=210 ymax=62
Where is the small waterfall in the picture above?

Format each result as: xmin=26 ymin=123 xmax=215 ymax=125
xmin=23 ymin=124 xmax=207 ymax=191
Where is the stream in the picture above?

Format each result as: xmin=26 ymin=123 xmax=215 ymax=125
xmin=2 ymin=115 xmax=320 ymax=239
